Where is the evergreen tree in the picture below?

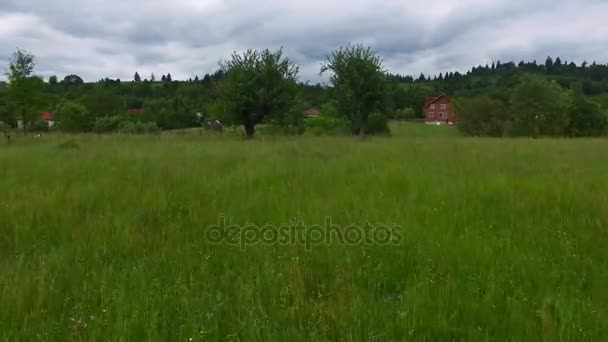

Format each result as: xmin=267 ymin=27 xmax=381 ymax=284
xmin=166 ymin=73 xmax=172 ymax=82
xmin=134 ymin=72 xmax=141 ymax=82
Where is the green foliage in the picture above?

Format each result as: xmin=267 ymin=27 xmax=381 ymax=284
xmin=458 ymin=97 xmax=510 ymax=136
xmin=508 ymin=76 xmax=570 ymax=137
xmin=216 ymin=48 xmax=299 ymax=137
xmin=117 ymin=121 xmax=161 ymax=135
xmin=62 ymin=74 xmax=84 ymax=86
xmin=394 ymin=107 xmax=417 ymax=120
xmin=566 ymin=89 xmax=608 ymax=136
xmin=6 ymin=49 xmax=44 ymax=132
xmin=48 ymin=75 xmax=58 ymax=85
xmin=319 ymin=101 xmax=340 ymax=118
xmin=367 ymin=113 xmax=390 ymax=135
xmin=304 ymin=116 xmax=350 ymax=136
xmin=321 ymin=44 xmax=388 ymax=136
xmin=55 ymin=101 xmax=91 ymax=132
xmin=93 ymin=115 xmax=123 ymax=134
xmin=7 ymin=49 xmax=35 ymax=81
xmin=30 ymin=120 xmax=50 ymax=132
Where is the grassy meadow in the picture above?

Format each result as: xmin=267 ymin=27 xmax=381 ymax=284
xmin=1 ymin=123 xmax=607 ymax=341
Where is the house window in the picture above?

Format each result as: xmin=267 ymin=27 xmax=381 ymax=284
xmin=439 ymin=113 xmax=446 ymax=119
xmin=430 ymin=104 xmax=435 ymax=109
xmin=429 ymin=112 xmax=435 ymax=118
xmin=441 ymin=104 xmax=447 ymax=109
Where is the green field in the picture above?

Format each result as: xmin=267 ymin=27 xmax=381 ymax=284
xmin=1 ymin=123 xmax=607 ymax=341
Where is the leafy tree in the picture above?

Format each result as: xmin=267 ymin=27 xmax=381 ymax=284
xmin=5 ymin=49 xmax=44 ymax=133
xmin=161 ymin=75 xmax=167 ymax=82
xmin=55 ymin=100 xmax=91 ymax=132
xmin=49 ymin=75 xmax=58 ymax=85
xmin=566 ymin=86 xmax=607 ymax=136
xmin=166 ymin=73 xmax=172 ymax=82
xmin=93 ymin=115 xmax=123 ymax=134
xmin=458 ymin=96 xmax=509 ymax=136
xmin=62 ymin=74 xmax=84 ymax=85
xmin=509 ymin=75 xmax=569 ymax=136
xmin=150 ymin=73 xmax=156 ymax=82
xmin=321 ymin=44 xmax=387 ymax=137
xmin=216 ymin=48 xmax=299 ymax=137
xmin=134 ymin=72 xmax=141 ymax=82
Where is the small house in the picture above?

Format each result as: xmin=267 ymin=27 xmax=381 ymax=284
xmin=424 ymin=94 xmax=457 ymax=125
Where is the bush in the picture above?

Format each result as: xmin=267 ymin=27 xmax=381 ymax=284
xmin=566 ymin=91 xmax=608 ymax=136
xmin=509 ymin=76 xmax=569 ymax=137
xmin=394 ymin=108 xmax=416 ymax=120
xmin=30 ymin=120 xmax=50 ymax=132
xmin=304 ymin=116 xmax=350 ymax=136
xmin=118 ymin=121 xmax=161 ymax=135
xmin=367 ymin=113 xmax=390 ymax=135
xmin=93 ymin=115 xmax=122 ymax=134
xmin=458 ymin=97 xmax=510 ymax=137
xmin=55 ymin=101 xmax=91 ymax=132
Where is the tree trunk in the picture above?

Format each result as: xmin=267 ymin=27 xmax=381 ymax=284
xmin=244 ymin=122 xmax=255 ymax=138
xmin=358 ymin=121 xmax=367 ymax=139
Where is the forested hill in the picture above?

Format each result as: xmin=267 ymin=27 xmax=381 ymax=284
xmin=1 ymin=56 xmax=608 ymax=130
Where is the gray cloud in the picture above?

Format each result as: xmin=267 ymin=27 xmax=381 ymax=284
xmin=1 ymin=0 xmax=607 ymax=83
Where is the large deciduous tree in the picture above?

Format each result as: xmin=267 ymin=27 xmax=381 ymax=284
xmin=509 ymin=75 xmax=569 ymax=137
xmin=62 ymin=74 xmax=84 ymax=85
xmin=6 ymin=49 xmax=44 ymax=134
xmin=55 ymin=100 xmax=91 ymax=132
xmin=216 ymin=48 xmax=299 ymax=137
xmin=321 ymin=44 xmax=387 ymax=137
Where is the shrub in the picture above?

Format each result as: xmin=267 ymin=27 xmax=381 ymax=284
xmin=566 ymin=90 xmax=608 ymax=137
xmin=509 ymin=76 xmax=569 ymax=137
xmin=118 ymin=121 xmax=161 ymax=135
xmin=55 ymin=101 xmax=91 ymax=132
xmin=304 ymin=116 xmax=350 ymax=136
xmin=30 ymin=120 xmax=50 ymax=132
xmin=458 ymin=97 xmax=510 ymax=137
xmin=93 ymin=115 xmax=122 ymax=134
xmin=394 ymin=108 xmax=416 ymax=120
xmin=367 ymin=113 xmax=390 ymax=135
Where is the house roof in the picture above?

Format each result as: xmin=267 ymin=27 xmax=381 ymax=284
xmin=424 ymin=94 xmax=450 ymax=108
xmin=303 ymin=108 xmax=320 ymax=117
xmin=41 ymin=112 xmax=54 ymax=121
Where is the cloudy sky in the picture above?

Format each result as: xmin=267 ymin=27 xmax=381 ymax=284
xmin=1 ymin=0 xmax=607 ymax=83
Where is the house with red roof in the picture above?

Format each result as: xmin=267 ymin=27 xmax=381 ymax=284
xmin=41 ymin=112 xmax=55 ymax=128
xmin=17 ymin=112 xmax=56 ymax=130
xmin=424 ymin=94 xmax=457 ymax=125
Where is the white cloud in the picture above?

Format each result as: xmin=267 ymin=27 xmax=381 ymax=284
xmin=0 ymin=0 xmax=606 ymax=82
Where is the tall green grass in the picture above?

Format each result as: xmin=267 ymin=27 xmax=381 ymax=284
xmin=0 ymin=124 xmax=607 ymax=341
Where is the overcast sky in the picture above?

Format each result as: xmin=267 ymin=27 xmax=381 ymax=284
xmin=1 ymin=0 xmax=607 ymax=83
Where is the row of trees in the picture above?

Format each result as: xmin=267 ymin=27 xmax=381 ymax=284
xmin=458 ymin=76 xmax=608 ymax=137
xmin=2 ymin=48 xmax=608 ymax=139
xmin=1 ymin=46 xmax=390 ymax=137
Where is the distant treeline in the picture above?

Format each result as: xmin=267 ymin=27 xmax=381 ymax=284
xmin=1 ymin=51 xmax=608 ymax=137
